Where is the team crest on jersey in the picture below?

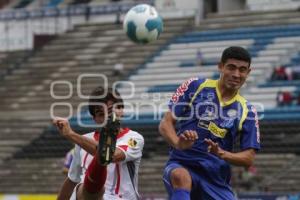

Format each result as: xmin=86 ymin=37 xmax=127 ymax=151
xmin=171 ymin=77 xmax=198 ymax=103
xmin=227 ymin=109 xmax=237 ymax=118
xmin=128 ymin=138 xmax=137 ymax=148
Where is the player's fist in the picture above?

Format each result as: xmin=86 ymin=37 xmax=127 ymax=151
xmin=52 ymin=117 xmax=72 ymax=137
xmin=176 ymin=130 xmax=198 ymax=150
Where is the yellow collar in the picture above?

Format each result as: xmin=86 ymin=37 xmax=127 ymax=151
xmin=215 ymin=80 xmax=240 ymax=107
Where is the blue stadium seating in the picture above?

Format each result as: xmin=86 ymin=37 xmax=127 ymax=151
xmin=46 ymin=0 xmax=64 ymax=7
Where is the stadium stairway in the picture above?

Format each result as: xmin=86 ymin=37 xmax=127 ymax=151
xmin=0 ymin=17 xmax=194 ymax=193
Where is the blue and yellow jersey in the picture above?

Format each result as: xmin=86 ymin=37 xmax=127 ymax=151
xmin=168 ymin=77 xmax=260 ymax=183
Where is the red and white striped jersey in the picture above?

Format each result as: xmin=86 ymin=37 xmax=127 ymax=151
xmin=68 ymin=128 xmax=144 ymax=200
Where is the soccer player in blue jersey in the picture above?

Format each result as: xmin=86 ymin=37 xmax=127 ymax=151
xmin=159 ymin=46 xmax=261 ymax=200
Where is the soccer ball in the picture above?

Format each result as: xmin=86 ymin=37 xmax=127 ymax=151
xmin=123 ymin=4 xmax=163 ymax=44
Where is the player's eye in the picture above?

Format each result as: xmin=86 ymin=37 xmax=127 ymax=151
xmin=226 ymin=65 xmax=236 ymax=71
xmin=239 ymin=67 xmax=248 ymax=73
xmin=115 ymin=105 xmax=124 ymax=109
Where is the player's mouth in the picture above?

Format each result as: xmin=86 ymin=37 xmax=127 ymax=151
xmin=228 ymin=80 xmax=240 ymax=85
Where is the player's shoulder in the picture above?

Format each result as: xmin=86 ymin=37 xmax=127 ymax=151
xmin=190 ymin=77 xmax=219 ymax=88
xmin=181 ymin=77 xmax=207 ymax=90
xmin=236 ymin=94 xmax=257 ymax=113
xmin=188 ymin=76 xmax=206 ymax=86
xmin=127 ymin=129 xmax=144 ymax=141
xmin=236 ymin=93 xmax=248 ymax=104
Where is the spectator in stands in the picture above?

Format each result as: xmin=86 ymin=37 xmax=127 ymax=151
xmin=53 ymin=86 xmax=144 ymax=200
xmin=115 ymin=3 xmax=122 ymax=25
xmin=113 ymin=61 xmax=124 ymax=76
xmin=159 ymin=46 xmax=260 ymax=200
xmin=285 ymin=67 xmax=293 ymax=81
xmin=85 ymin=5 xmax=91 ymax=22
xmin=62 ymin=147 xmax=74 ymax=175
xmin=271 ymin=66 xmax=288 ymax=81
xmin=195 ymin=48 xmax=203 ymax=66
xmin=292 ymin=66 xmax=300 ymax=80
xmin=296 ymin=92 xmax=300 ymax=106
xmin=277 ymin=91 xmax=293 ymax=106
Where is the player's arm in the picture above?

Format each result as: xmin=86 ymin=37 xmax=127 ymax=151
xmin=220 ymin=148 xmax=256 ymax=167
xmin=205 ymin=105 xmax=260 ymax=168
xmin=205 ymin=138 xmax=255 ymax=167
xmin=57 ymin=177 xmax=77 ymax=200
xmin=62 ymin=130 xmax=97 ymax=155
xmin=160 ymin=78 xmax=201 ymax=150
xmin=53 ymin=118 xmax=97 ymax=155
xmin=159 ymin=111 xmax=178 ymax=148
xmin=159 ymin=111 xmax=198 ymax=150
xmin=113 ymin=133 xmax=144 ymax=163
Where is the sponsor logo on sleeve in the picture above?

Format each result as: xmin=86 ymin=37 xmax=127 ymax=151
xmin=251 ymin=106 xmax=260 ymax=143
xmin=171 ymin=77 xmax=198 ymax=103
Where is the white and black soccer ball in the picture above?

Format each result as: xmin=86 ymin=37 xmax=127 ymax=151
xmin=123 ymin=4 xmax=163 ymax=44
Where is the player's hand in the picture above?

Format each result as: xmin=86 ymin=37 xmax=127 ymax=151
xmin=52 ymin=117 xmax=73 ymax=137
xmin=176 ymin=130 xmax=198 ymax=150
xmin=204 ymin=138 xmax=225 ymax=158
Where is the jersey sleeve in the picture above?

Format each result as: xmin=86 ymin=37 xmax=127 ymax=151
xmin=68 ymin=144 xmax=82 ymax=183
xmin=240 ymin=105 xmax=261 ymax=151
xmin=116 ymin=133 xmax=144 ymax=162
xmin=168 ymin=77 xmax=203 ymax=118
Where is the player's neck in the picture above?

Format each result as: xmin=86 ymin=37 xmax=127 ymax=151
xmin=217 ymin=80 xmax=238 ymax=102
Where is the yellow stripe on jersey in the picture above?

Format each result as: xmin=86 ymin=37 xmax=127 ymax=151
xmin=236 ymin=94 xmax=249 ymax=131
xmin=214 ymin=80 xmax=240 ymax=107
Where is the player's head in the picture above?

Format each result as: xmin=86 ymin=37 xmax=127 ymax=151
xmin=88 ymin=86 xmax=124 ymax=124
xmin=218 ymin=46 xmax=251 ymax=91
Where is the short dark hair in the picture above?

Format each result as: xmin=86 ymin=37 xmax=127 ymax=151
xmin=221 ymin=46 xmax=251 ymax=66
xmin=88 ymin=86 xmax=124 ymax=117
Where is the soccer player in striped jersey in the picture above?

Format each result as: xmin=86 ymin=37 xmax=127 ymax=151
xmin=159 ymin=46 xmax=260 ymax=200
xmin=54 ymin=86 xmax=144 ymax=200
